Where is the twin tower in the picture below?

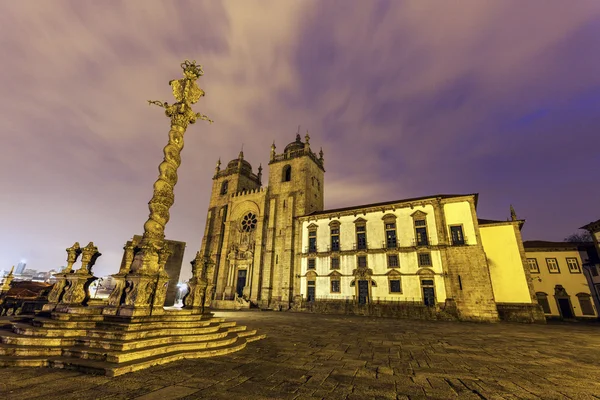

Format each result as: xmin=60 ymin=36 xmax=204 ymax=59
xmin=199 ymin=132 xmax=325 ymax=309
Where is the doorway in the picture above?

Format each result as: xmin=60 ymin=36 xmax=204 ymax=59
xmin=358 ymin=280 xmax=369 ymax=304
xmin=307 ymin=280 xmax=315 ymax=302
xmin=421 ymin=279 xmax=436 ymax=307
xmin=557 ymin=298 xmax=574 ymax=318
xmin=236 ymin=270 xmax=247 ymax=298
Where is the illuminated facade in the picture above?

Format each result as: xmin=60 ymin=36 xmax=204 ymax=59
xmin=524 ymin=241 xmax=598 ymax=319
xmin=199 ymin=133 xmax=544 ymax=322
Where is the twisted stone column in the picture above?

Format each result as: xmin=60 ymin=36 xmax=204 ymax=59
xmin=109 ymin=60 xmax=212 ymax=317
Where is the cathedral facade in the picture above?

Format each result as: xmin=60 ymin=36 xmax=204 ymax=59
xmin=198 ymin=133 xmax=544 ymax=322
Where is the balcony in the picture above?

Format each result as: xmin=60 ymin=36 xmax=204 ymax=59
xmin=382 ymin=241 xmax=398 ymax=250
xmin=412 ymin=237 xmax=431 ymax=247
xmin=450 ymin=236 xmax=468 ymax=246
xmin=303 ymin=246 xmax=318 ymax=255
xmin=353 ymin=242 xmax=368 ymax=251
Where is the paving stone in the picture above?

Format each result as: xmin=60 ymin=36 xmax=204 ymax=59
xmin=133 ymin=385 xmax=200 ymax=400
xmin=1 ymin=311 xmax=600 ymax=399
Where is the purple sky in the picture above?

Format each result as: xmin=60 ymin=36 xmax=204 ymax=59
xmin=1 ymin=1 xmax=600 ymax=278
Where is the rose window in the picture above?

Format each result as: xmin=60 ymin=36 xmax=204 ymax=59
xmin=241 ymin=212 xmax=258 ymax=232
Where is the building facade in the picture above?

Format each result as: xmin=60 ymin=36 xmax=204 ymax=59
xmin=198 ymin=133 xmax=543 ymax=322
xmin=523 ymin=241 xmax=598 ymax=319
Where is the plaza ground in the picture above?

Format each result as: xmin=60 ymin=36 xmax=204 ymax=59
xmin=1 ymin=311 xmax=599 ymax=399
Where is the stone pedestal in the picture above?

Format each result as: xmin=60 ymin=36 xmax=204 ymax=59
xmin=55 ymin=272 xmax=98 ymax=313
xmin=102 ymin=274 xmax=127 ymax=316
xmin=183 ymin=277 xmax=208 ymax=314
xmin=224 ymin=285 xmax=234 ymax=300
xmin=116 ymin=272 xmax=169 ymax=317
xmin=43 ymin=242 xmax=83 ymax=312
xmin=43 ymin=275 xmax=69 ymax=312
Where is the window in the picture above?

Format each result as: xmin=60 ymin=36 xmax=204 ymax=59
xmin=357 ymin=255 xmax=367 ymax=268
xmin=387 ymin=255 xmax=399 ymax=268
xmin=330 ymin=227 xmax=340 ymax=252
xmin=450 ymin=225 xmax=465 ymax=245
xmin=308 ymin=259 xmax=316 ymax=269
xmin=546 ymin=258 xmax=560 ymax=273
xmin=592 ymin=266 xmax=599 ymax=277
xmin=330 ymin=279 xmax=340 ymax=293
xmin=418 ymin=253 xmax=432 ymax=266
xmin=389 ymin=279 xmax=402 ymax=293
xmin=536 ymin=292 xmax=551 ymax=314
xmin=527 ymin=258 xmax=540 ymax=274
xmin=577 ymin=293 xmax=595 ymax=316
xmin=308 ymin=229 xmax=317 ymax=253
xmin=414 ymin=219 xmax=428 ymax=246
xmin=220 ymin=180 xmax=229 ymax=195
xmin=282 ymin=165 xmax=292 ymax=182
xmin=385 ymin=223 xmax=397 ymax=248
xmin=566 ymin=258 xmax=581 ymax=273
xmin=241 ymin=212 xmax=257 ymax=232
xmin=330 ymin=257 xmax=340 ymax=269
xmin=356 ymin=225 xmax=367 ymax=250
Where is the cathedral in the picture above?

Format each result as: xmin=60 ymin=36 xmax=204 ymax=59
xmin=199 ymin=133 xmax=545 ymax=322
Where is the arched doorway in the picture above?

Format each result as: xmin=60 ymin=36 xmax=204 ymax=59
xmin=554 ymin=285 xmax=574 ymax=319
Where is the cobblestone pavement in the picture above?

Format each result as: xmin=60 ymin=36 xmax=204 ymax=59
xmin=1 ymin=311 xmax=600 ymax=400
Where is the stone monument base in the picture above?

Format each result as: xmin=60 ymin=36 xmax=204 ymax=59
xmin=0 ymin=307 xmax=265 ymax=376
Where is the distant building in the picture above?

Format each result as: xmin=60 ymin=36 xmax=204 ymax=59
xmin=523 ymin=241 xmax=598 ymax=319
xmin=580 ymin=218 xmax=600 ymax=314
xmin=15 ymin=262 xmax=26 ymax=275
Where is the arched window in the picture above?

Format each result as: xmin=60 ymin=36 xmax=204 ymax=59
xmin=282 ymin=165 xmax=292 ymax=182
xmin=220 ymin=180 xmax=229 ymax=195
xmin=535 ymin=292 xmax=551 ymax=314
xmin=577 ymin=293 xmax=595 ymax=316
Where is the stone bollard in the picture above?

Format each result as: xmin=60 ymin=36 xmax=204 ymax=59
xmin=43 ymin=242 xmax=82 ymax=312
xmin=55 ymin=242 xmax=101 ymax=314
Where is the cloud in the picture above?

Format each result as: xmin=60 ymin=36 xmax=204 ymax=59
xmin=1 ymin=1 xmax=600 ymax=277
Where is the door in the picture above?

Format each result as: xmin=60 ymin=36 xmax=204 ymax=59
xmin=236 ymin=270 xmax=247 ymax=298
xmin=358 ymin=280 xmax=369 ymax=304
xmin=421 ymin=279 xmax=436 ymax=307
xmin=557 ymin=298 xmax=574 ymax=318
xmin=307 ymin=280 xmax=316 ymax=302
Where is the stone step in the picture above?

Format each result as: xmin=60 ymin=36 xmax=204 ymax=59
xmin=0 ymin=343 xmax=63 ymax=357
xmin=85 ymin=323 xmax=223 ymax=341
xmin=0 ymin=354 xmax=51 ymax=368
xmin=246 ymin=333 xmax=267 ymax=343
xmin=0 ymin=330 xmax=77 ymax=347
xmin=49 ymin=337 xmax=250 ymax=377
xmin=11 ymin=322 xmax=87 ymax=337
xmin=62 ymin=332 xmax=244 ymax=363
xmin=102 ymin=312 xmax=215 ymax=324
xmin=77 ymin=328 xmax=234 ymax=351
xmin=94 ymin=318 xmax=231 ymax=332
xmin=32 ymin=318 xmax=97 ymax=330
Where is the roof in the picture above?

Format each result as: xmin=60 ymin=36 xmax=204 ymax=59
xmin=306 ymin=193 xmax=478 ymax=217
xmin=523 ymin=240 xmax=595 ymax=251
xmin=478 ymin=218 xmax=506 ymax=225
xmin=580 ymin=218 xmax=600 ymax=231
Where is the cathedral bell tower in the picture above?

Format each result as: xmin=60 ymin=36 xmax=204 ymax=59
xmin=200 ymin=150 xmax=262 ymax=304
xmin=260 ymin=131 xmax=325 ymax=309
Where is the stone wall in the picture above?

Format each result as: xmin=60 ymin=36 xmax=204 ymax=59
xmin=496 ymin=303 xmax=546 ymax=324
xmin=294 ymin=299 xmax=459 ymax=321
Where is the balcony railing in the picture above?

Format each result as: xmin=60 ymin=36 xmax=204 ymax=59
xmin=412 ymin=237 xmax=431 ymax=247
xmin=450 ymin=236 xmax=468 ymax=246
xmin=382 ymin=241 xmax=398 ymax=249
xmin=353 ymin=242 xmax=368 ymax=251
